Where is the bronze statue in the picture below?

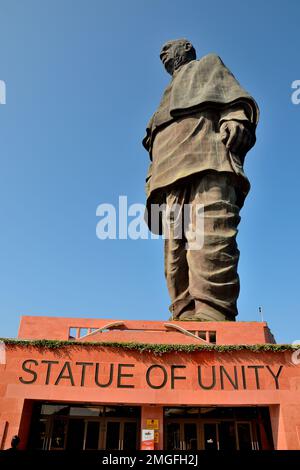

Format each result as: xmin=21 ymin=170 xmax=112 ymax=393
xmin=143 ymin=39 xmax=259 ymax=322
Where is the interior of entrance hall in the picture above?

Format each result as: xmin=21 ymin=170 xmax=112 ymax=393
xmin=26 ymin=403 xmax=274 ymax=451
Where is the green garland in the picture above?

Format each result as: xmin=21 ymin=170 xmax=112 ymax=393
xmin=0 ymin=338 xmax=296 ymax=356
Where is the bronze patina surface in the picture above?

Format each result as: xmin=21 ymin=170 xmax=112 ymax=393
xmin=143 ymin=39 xmax=259 ymax=322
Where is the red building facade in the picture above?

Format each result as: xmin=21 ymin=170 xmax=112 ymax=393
xmin=0 ymin=316 xmax=299 ymax=450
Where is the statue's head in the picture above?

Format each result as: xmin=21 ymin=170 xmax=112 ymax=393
xmin=160 ymin=38 xmax=196 ymax=75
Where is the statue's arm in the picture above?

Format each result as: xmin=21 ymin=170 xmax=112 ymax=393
xmin=142 ymin=115 xmax=155 ymax=156
xmin=219 ymin=104 xmax=252 ymax=124
xmin=219 ymin=103 xmax=256 ymax=157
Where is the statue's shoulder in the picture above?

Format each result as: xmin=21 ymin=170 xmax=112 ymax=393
xmin=183 ymin=54 xmax=224 ymax=75
xmin=197 ymin=53 xmax=224 ymax=67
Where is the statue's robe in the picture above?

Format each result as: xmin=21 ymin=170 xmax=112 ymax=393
xmin=143 ymin=54 xmax=259 ymax=234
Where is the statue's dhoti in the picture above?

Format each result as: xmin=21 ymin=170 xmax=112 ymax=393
xmin=163 ymin=172 xmax=241 ymax=321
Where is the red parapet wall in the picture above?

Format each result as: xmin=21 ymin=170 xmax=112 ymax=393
xmin=17 ymin=316 xmax=275 ymax=345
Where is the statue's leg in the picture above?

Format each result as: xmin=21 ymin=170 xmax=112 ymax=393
xmin=183 ymin=172 xmax=241 ymax=322
xmin=164 ymin=186 xmax=194 ymax=320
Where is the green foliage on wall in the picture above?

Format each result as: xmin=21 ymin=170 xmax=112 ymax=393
xmin=0 ymin=338 xmax=296 ymax=356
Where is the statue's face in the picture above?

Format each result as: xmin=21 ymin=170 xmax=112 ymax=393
xmin=160 ymin=39 xmax=195 ymax=75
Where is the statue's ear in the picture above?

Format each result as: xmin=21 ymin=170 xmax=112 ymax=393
xmin=185 ymin=42 xmax=192 ymax=51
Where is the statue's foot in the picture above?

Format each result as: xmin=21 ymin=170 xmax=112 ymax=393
xmin=169 ymin=299 xmax=235 ymax=322
xmin=194 ymin=300 xmax=233 ymax=322
xmin=171 ymin=309 xmax=196 ymax=321
xmin=192 ymin=311 xmax=227 ymax=322
xmin=168 ymin=299 xmax=195 ymax=321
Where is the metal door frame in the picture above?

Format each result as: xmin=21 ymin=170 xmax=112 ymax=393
xmin=164 ymin=419 xmax=201 ymax=450
xmin=103 ymin=417 xmax=139 ymax=450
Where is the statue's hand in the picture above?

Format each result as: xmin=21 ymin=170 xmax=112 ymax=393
xmin=220 ymin=120 xmax=255 ymax=155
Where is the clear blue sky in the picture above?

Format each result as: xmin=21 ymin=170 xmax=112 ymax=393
xmin=0 ymin=0 xmax=299 ymax=343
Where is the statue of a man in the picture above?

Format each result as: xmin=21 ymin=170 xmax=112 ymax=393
xmin=143 ymin=39 xmax=259 ymax=322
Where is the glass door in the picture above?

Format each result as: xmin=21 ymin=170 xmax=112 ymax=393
xmin=218 ymin=421 xmax=237 ymax=450
xmin=49 ymin=417 xmax=68 ymax=450
xmin=203 ymin=423 xmax=218 ymax=450
xmin=165 ymin=421 xmax=199 ymax=450
xmin=183 ymin=423 xmax=198 ymax=450
xmin=28 ymin=403 xmax=141 ymax=451
xmin=236 ymin=421 xmax=254 ymax=450
xmin=201 ymin=420 xmax=257 ymax=450
xmin=123 ymin=421 xmax=138 ymax=450
xmin=166 ymin=422 xmax=181 ymax=450
xmin=66 ymin=419 xmax=85 ymax=450
xmin=32 ymin=417 xmax=49 ymax=450
xmin=105 ymin=420 xmax=121 ymax=450
xmin=83 ymin=421 xmax=101 ymax=450
xmin=104 ymin=419 xmax=139 ymax=450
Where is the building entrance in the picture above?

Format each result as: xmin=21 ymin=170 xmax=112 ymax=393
xmin=164 ymin=406 xmax=273 ymax=450
xmin=29 ymin=403 xmax=140 ymax=450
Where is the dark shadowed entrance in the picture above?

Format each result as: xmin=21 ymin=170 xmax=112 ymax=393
xmin=164 ymin=406 xmax=274 ymax=450
xmin=28 ymin=402 xmax=140 ymax=450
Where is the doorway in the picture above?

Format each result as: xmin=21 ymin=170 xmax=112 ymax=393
xmin=166 ymin=421 xmax=198 ymax=450
xmin=105 ymin=419 xmax=138 ymax=450
xmin=164 ymin=406 xmax=273 ymax=450
xmin=29 ymin=403 xmax=140 ymax=451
